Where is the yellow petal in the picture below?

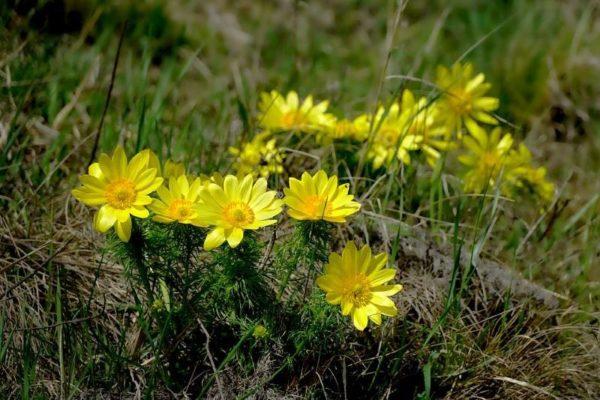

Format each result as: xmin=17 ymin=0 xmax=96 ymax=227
xmin=72 ymin=188 xmax=106 ymax=206
xmin=223 ymin=175 xmax=239 ymax=200
xmin=226 ymin=228 xmax=244 ymax=248
xmin=370 ymin=294 xmax=396 ymax=308
xmin=372 ymin=284 xmax=403 ymax=296
xmin=341 ymin=300 xmax=353 ymax=316
xmin=127 ymin=150 xmax=149 ymax=179
xmin=93 ymin=206 xmax=116 ymax=232
xmin=115 ymin=217 xmax=132 ymax=242
xmin=352 ymin=309 xmax=368 ymax=331
xmin=204 ymin=228 xmax=226 ymax=250
xmin=88 ymin=163 xmax=104 ymax=179
xmin=112 ymin=146 xmax=128 ymax=177
xmin=369 ymin=314 xmax=382 ymax=325
xmin=129 ymin=206 xmax=149 ymax=219
xmin=368 ymin=268 xmax=396 ymax=286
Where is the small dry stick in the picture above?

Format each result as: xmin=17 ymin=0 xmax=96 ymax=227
xmin=198 ymin=318 xmax=225 ymax=400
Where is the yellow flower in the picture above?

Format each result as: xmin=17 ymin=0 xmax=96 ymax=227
xmin=406 ymin=96 xmax=454 ymax=166
xmin=258 ymin=90 xmax=333 ymax=132
xmin=436 ymin=63 xmax=499 ymax=135
xmin=147 ymin=150 xmax=187 ymax=179
xmin=316 ymin=242 xmax=402 ymax=331
xmin=71 ymin=146 xmax=163 ymax=241
xmin=318 ymin=114 xmax=370 ymax=143
xmin=367 ymin=91 xmax=425 ymax=169
xmin=229 ymin=132 xmax=285 ymax=178
xmin=505 ymin=144 xmax=555 ymax=202
xmin=149 ymin=175 xmax=205 ymax=225
xmin=283 ymin=170 xmax=361 ymax=223
xmin=458 ymin=126 xmax=513 ymax=193
xmin=163 ymin=160 xmax=186 ymax=179
xmin=196 ymin=174 xmax=283 ymax=250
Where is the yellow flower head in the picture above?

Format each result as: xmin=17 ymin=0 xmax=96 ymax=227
xmin=436 ymin=63 xmax=499 ymax=135
xmin=505 ymin=144 xmax=555 ymax=202
xmin=147 ymin=150 xmax=187 ymax=180
xmin=458 ymin=126 xmax=513 ymax=193
xmin=318 ymin=114 xmax=370 ymax=143
xmin=229 ymin=132 xmax=285 ymax=178
xmin=258 ymin=90 xmax=333 ymax=132
xmin=196 ymin=174 xmax=283 ymax=250
xmin=283 ymin=170 xmax=361 ymax=223
xmin=367 ymin=91 xmax=425 ymax=169
xmin=71 ymin=146 xmax=163 ymax=241
xmin=404 ymin=95 xmax=454 ymax=166
xmin=149 ymin=175 xmax=205 ymax=225
xmin=163 ymin=160 xmax=186 ymax=179
xmin=316 ymin=242 xmax=403 ymax=331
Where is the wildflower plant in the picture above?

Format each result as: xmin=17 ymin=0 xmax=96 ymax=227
xmin=71 ymin=146 xmax=163 ymax=241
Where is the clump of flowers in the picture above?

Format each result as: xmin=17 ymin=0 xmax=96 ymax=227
xmin=72 ymin=59 xmax=557 ymax=345
xmin=316 ymin=242 xmax=403 ymax=331
xmin=71 ymin=146 xmax=163 ymax=241
xmin=435 ymin=62 xmax=499 ymax=136
xmin=73 ymin=145 xmax=398 ymax=334
xmin=229 ymin=132 xmax=285 ymax=178
xmin=283 ymin=170 xmax=361 ymax=223
xmin=248 ymin=63 xmax=551 ymax=203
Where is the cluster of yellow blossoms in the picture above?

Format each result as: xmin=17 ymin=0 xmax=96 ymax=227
xmin=73 ymin=147 xmax=402 ymax=331
xmin=231 ymin=63 xmax=553 ymax=202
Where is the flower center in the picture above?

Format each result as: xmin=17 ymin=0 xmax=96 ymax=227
xmin=281 ymin=111 xmax=306 ymax=129
xmin=304 ymin=195 xmax=332 ymax=218
xmin=106 ymin=179 xmax=136 ymax=209
xmin=378 ymin=127 xmax=398 ymax=145
xmin=481 ymin=151 xmax=500 ymax=170
xmin=223 ymin=201 xmax=255 ymax=227
xmin=168 ymin=199 xmax=194 ymax=220
xmin=343 ymin=274 xmax=372 ymax=308
xmin=447 ymin=88 xmax=472 ymax=115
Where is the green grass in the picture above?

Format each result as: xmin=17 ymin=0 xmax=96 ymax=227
xmin=0 ymin=0 xmax=598 ymax=398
